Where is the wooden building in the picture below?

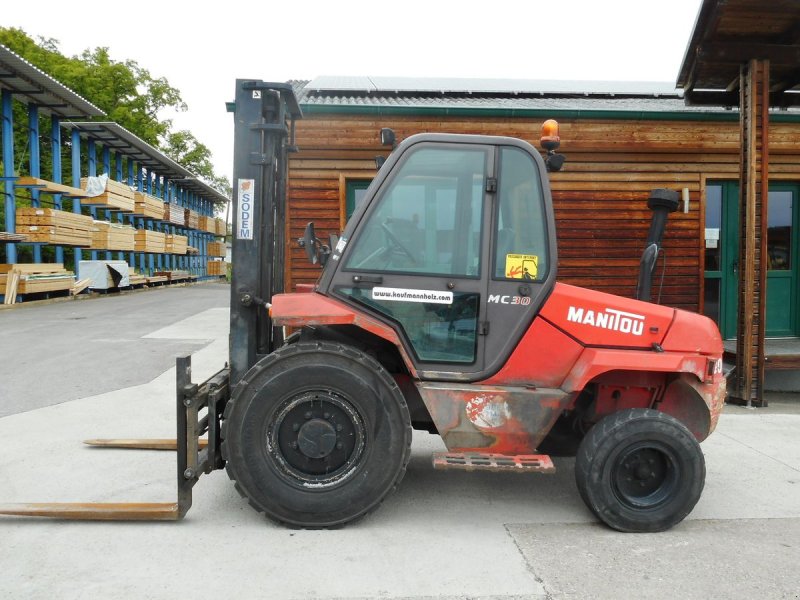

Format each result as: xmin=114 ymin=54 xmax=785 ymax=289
xmin=285 ymin=76 xmax=800 ymax=361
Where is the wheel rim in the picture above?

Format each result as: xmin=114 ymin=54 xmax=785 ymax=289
xmin=611 ymin=442 xmax=679 ymax=509
xmin=267 ymin=390 xmax=366 ymax=488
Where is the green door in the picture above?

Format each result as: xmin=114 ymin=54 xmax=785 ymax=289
xmin=704 ymin=182 xmax=798 ymax=339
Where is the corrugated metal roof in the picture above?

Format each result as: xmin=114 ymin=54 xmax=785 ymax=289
xmin=306 ymin=76 xmax=681 ymax=97
xmin=293 ymin=76 xmax=759 ymax=115
xmin=63 ymin=122 xmax=228 ymax=204
xmin=0 ymin=45 xmax=104 ymax=118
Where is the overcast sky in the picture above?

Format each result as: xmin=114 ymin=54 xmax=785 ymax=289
xmin=5 ymin=0 xmax=703 ymax=182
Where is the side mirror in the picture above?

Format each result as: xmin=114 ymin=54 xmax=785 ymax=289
xmin=302 ymin=222 xmax=318 ymax=264
xmin=298 ymin=222 xmax=333 ymax=266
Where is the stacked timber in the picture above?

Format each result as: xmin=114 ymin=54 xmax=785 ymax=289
xmin=15 ymin=208 xmax=93 ymax=247
xmin=0 ymin=263 xmax=75 ymax=299
xmin=164 ymin=203 xmax=184 ymax=226
xmin=198 ymin=216 xmax=217 ymax=234
xmin=215 ymin=218 xmax=227 ymax=237
xmin=80 ymin=177 xmax=135 ymax=212
xmin=90 ymin=221 xmax=136 ymax=251
xmin=207 ymin=260 xmax=226 ymax=276
xmin=207 ymin=241 xmax=226 ymax=258
xmin=154 ymin=270 xmax=190 ymax=282
xmin=185 ymin=209 xmax=200 ymax=230
xmin=165 ymin=233 xmax=188 ymax=255
xmin=134 ymin=230 xmax=166 ymax=253
xmin=128 ymin=267 xmax=146 ymax=286
xmin=187 ymin=246 xmax=199 ymax=255
xmin=133 ymin=192 xmax=165 ymax=220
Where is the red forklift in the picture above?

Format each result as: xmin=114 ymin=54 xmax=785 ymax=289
xmin=0 ymin=80 xmax=725 ymax=532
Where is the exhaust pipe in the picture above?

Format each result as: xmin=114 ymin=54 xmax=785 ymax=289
xmin=636 ymin=188 xmax=680 ymax=302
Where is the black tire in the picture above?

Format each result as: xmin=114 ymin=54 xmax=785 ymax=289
xmin=575 ymin=408 xmax=705 ymax=532
xmin=222 ymin=341 xmax=412 ymax=528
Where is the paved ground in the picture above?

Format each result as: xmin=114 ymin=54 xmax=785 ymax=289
xmin=1 ymin=285 xmax=799 ymax=599
xmin=0 ymin=284 xmax=229 ymax=417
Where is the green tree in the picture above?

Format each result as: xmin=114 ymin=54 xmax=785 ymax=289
xmin=0 ymin=27 xmax=229 ymax=205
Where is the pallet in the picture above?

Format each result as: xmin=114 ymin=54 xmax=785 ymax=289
xmin=146 ymin=275 xmax=168 ymax=284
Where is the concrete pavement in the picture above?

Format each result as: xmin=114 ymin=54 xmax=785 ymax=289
xmin=1 ymin=285 xmax=799 ymax=599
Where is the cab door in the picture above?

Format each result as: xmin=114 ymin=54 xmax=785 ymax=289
xmin=323 ymin=135 xmax=557 ymax=381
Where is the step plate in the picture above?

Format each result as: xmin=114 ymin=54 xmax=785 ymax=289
xmin=432 ymin=452 xmax=555 ymax=473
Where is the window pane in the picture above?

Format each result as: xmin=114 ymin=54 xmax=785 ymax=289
xmin=345 ymin=147 xmax=486 ymax=277
xmin=705 ymin=185 xmax=722 ymax=272
xmin=703 ymin=277 xmax=720 ymax=323
xmin=494 ymin=147 xmax=548 ymax=280
xmin=338 ymin=287 xmax=479 ymax=363
xmin=768 ymin=190 xmax=792 ymax=271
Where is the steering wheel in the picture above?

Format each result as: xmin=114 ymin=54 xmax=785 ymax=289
xmin=381 ymin=222 xmax=418 ymax=265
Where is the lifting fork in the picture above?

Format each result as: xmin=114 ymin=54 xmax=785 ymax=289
xmin=0 ymin=356 xmax=229 ymax=521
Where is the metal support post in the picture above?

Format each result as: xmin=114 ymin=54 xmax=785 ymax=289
xmin=51 ymin=116 xmax=64 ymax=265
xmin=2 ymin=90 xmax=15 ymax=263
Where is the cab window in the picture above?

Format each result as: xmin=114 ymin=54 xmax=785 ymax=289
xmin=344 ymin=146 xmax=487 ymax=277
xmin=493 ymin=147 xmax=549 ymax=281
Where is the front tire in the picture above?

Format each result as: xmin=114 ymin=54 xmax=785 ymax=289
xmin=575 ymin=408 xmax=705 ymax=532
xmin=222 ymin=342 xmax=412 ymax=528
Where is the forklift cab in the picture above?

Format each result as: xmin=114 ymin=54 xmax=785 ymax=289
xmin=318 ymin=134 xmax=558 ymax=381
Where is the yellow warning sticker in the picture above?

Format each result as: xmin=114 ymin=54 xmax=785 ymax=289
xmin=505 ymin=254 xmax=538 ymax=280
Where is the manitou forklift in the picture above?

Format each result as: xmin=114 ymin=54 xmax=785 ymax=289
xmin=0 ymin=80 xmax=726 ymax=532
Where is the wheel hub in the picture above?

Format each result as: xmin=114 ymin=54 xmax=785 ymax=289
xmin=612 ymin=444 xmax=678 ymax=509
xmin=297 ymin=419 xmax=337 ymax=458
xmin=269 ymin=390 xmax=365 ymax=485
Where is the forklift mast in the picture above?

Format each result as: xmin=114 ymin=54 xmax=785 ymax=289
xmin=228 ymin=80 xmax=302 ymax=385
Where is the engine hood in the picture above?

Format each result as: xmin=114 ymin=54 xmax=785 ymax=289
xmin=539 ymin=283 xmax=675 ymax=350
xmin=661 ymin=308 xmax=724 ymax=355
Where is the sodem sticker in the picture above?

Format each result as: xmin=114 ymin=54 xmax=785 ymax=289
xmin=505 ymin=254 xmax=538 ymax=279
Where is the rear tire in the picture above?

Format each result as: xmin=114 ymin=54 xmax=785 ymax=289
xmin=575 ymin=408 xmax=705 ymax=532
xmin=222 ymin=341 xmax=412 ymax=528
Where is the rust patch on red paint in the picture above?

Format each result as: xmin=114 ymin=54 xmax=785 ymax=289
xmin=416 ymin=383 xmax=571 ymax=454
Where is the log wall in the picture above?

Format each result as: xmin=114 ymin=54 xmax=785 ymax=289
xmin=287 ymin=113 xmax=800 ymax=312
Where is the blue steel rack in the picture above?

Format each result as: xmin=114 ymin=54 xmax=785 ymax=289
xmin=1 ymin=45 xmax=228 ymax=303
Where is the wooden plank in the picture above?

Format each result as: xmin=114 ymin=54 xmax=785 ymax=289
xmin=15 ymin=177 xmax=86 ymax=197
xmin=4 ymin=269 xmax=19 ymax=305
xmin=70 ymin=278 xmax=92 ymax=296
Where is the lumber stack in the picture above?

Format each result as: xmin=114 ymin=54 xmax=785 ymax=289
xmin=164 ymin=203 xmax=184 ymax=226
xmin=207 ymin=260 xmax=226 ymax=276
xmin=134 ymin=230 xmax=166 ymax=253
xmin=0 ymin=232 xmax=29 ymax=242
xmin=15 ymin=208 xmax=93 ymax=247
xmin=199 ymin=216 xmax=217 ymax=234
xmin=90 ymin=221 xmax=136 ymax=251
xmin=155 ymin=270 xmax=190 ymax=282
xmin=215 ymin=218 xmax=227 ymax=237
xmin=128 ymin=267 xmax=146 ymax=286
xmin=207 ymin=241 xmax=226 ymax=258
xmin=0 ymin=263 xmax=75 ymax=298
xmin=165 ymin=233 xmax=188 ymax=254
xmin=80 ymin=177 xmax=135 ymax=212
xmin=185 ymin=209 xmax=200 ymax=230
xmin=133 ymin=192 xmax=165 ymax=220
